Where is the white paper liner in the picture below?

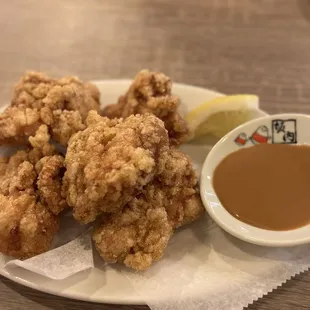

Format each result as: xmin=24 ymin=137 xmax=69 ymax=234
xmin=121 ymin=216 xmax=310 ymax=310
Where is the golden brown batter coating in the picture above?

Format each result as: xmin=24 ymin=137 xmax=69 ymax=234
xmin=93 ymin=199 xmax=172 ymax=271
xmin=102 ymin=70 xmax=189 ymax=145
xmin=63 ymin=111 xmax=169 ymax=224
xmin=0 ymin=194 xmax=59 ymax=259
xmin=0 ymin=126 xmax=66 ymax=259
xmin=0 ymin=72 xmax=100 ymax=146
xmin=36 ymin=155 xmax=67 ymax=216
xmin=157 ymin=148 xmax=205 ymax=228
xmin=92 ymin=149 xmax=204 ymax=270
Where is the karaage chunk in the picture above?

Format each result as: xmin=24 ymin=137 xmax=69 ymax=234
xmin=156 ymin=148 xmax=205 ymax=228
xmin=0 ymin=126 xmax=66 ymax=259
xmin=92 ymin=149 xmax=204 ymax=270
xmin=63 ymin=111 xmax=169 ymax=224
xmin=0 ymin=72 xmax=100 ymax=146
xmin=36 ymin=155 xmax=67 ymax=215
xmin=0 ymin=125 xmax=67 ymax=215
xmin=0 ymin=194 xmax=58 ymax=259
xmin=102 ymin=70 xmax=189 ymax=145
xmin=0 ymin=125 xmax=55 ymax=197
xmin=93 ymin=199 xmax=172 ymax=270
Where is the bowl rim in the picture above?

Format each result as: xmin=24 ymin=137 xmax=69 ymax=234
xmin=200 ymin=113 xmax=310 ymax=247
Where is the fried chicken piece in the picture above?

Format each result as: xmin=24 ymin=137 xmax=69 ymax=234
xmin=0 ymin=194 xmax=59 ymax=259
xmin=0 ymin=125 xmax=67 ymax=259
xmin=102 ymin=70 xmax=189 ymax=145
xmin=92 ymin=149 xmax=204 ymax=271
xmin=92 ymin=197 xmax=172 ymax=271
xmin=0 ymin=125 xmax=67 ymax=215
xmin=156 ymin=148 xmax=205 ymax=228
xmin=0 ymin=71 xmax=100 ymax=146
xmin=0 ymin=125 xmax=54 ymax=196
xmin=63 ymin=111 xmax=169 ymax=224
xmin=36 ymin=155 xmax=67 ymax=215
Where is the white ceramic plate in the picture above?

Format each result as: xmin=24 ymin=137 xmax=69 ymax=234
xmin=201 ymin=113 xmax=310 ymax=247
xmin=0 ymin=81 xmax=267 ymax=304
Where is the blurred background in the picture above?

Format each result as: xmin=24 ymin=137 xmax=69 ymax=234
xmin=1 ymin=0 xmax=310 ymax=115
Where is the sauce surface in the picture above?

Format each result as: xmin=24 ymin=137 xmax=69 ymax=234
xmin=213 ymin=144 xmax=310 ymax=231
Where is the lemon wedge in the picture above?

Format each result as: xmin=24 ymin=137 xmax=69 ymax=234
xmin=185 ymin=94 xmax=259 ymax=141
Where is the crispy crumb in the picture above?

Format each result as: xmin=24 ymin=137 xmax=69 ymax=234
xmin=154 ymin=148 xmax=205 ymax=228
xmin=0 ymin=194 xmax=59 ymax=259
xmin=93 ymin=199 xmax=172 ymax=271
xmin=102 ymin=70 xmax=189 ymax=145
xmin=36 ymin=155 xmax=67 ymax=216
xmin=0 ymin=126 xmax=67 ymax=259
xmin=0 ymin=71 xmax=100 ymax=146
xmin=63 ymin=111 xmax=169 ymax=224
xmin=92 ymin=148 xmax=204 ymax=270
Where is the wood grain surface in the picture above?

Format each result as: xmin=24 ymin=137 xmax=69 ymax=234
xmin=1 ymin=0 xmax=310 ymax=309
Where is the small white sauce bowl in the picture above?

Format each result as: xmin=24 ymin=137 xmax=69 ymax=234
xmin=200 ymin=113 xmax=310 ymax=247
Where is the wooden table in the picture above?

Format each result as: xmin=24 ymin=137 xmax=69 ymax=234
xmin=1 ymin=0 xmax=310 ymax=309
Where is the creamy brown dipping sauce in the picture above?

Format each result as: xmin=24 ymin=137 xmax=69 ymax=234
xmin=213 ymin=144 xmax=310 ymax=231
